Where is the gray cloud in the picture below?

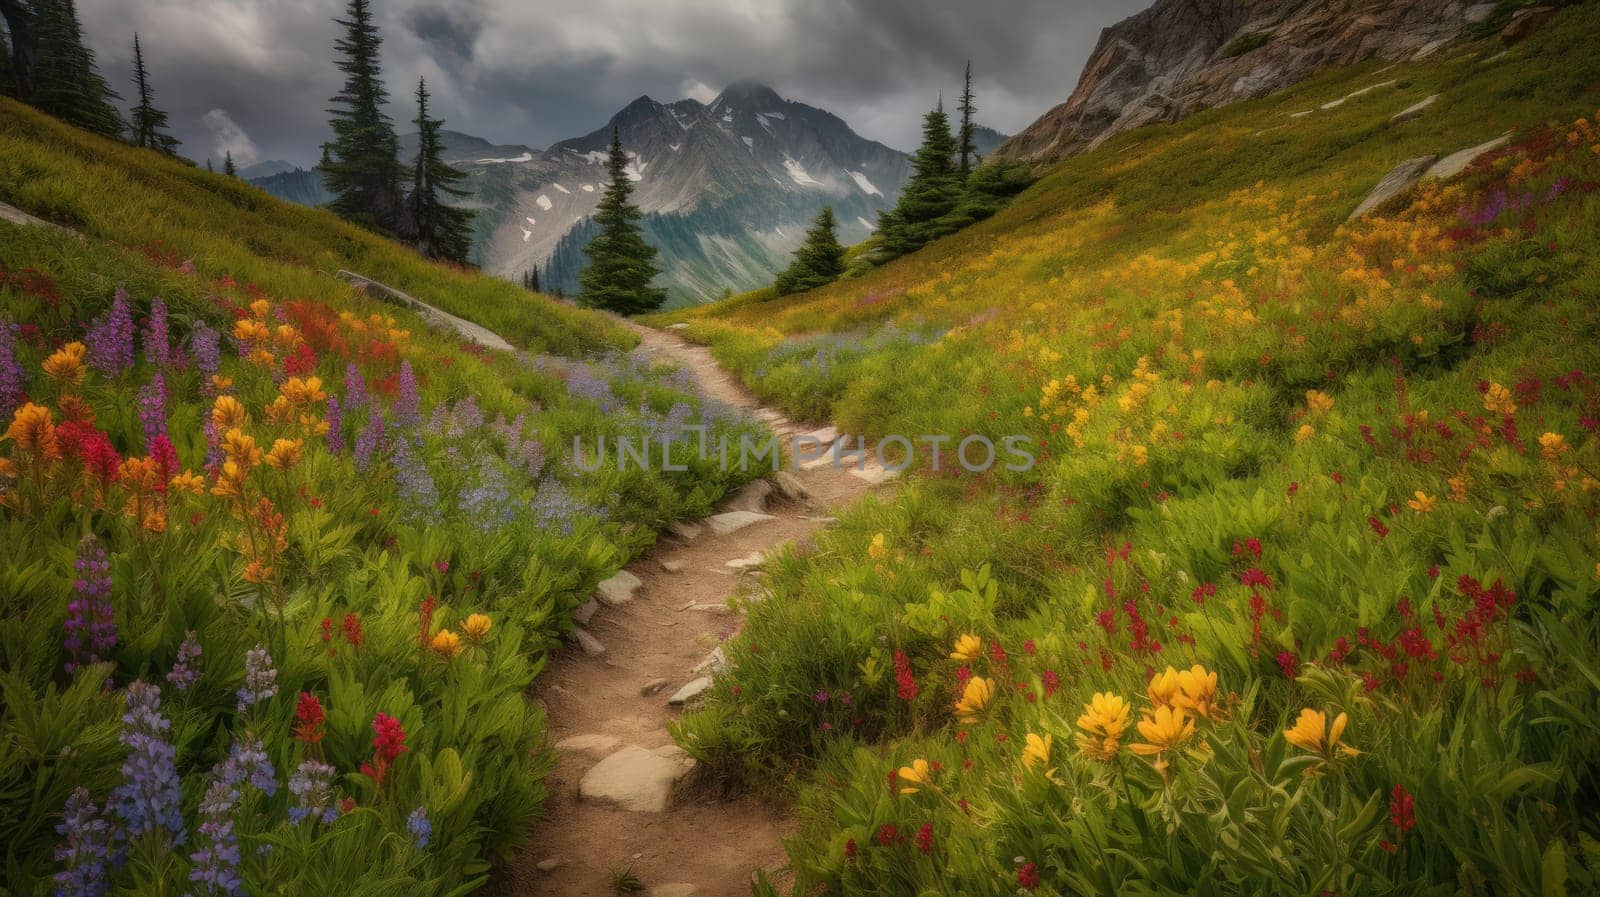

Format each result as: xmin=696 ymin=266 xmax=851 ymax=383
xmin=78 ymin=0 xmax=1147 ymax=167
xmin=201 ymin=108 xmax=260 ymax=167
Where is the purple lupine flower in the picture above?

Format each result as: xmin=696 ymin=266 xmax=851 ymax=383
xmin=451 ymin=396 xmax=483 ymax=434
xmin=188 ymin=777 xmax=243 ymax=897
xmin=112 ymin=682 xmax=185 ymax=844
xmin=202 ymin=416 xmax=222 ymax=474
xmin=427 ymin=403 xmax=449 ymax=435
xmin=530 ymin=480 xmax=600 ymax=535
xmin=136 ymin=374 xmax=167 ymax=452
xmin=1547 ymin=176 xmax=1572 ymax=202
xmin=235 ymin=645 xmax=277 ymax=713
xmin=394 ymin=360 xmax=421 ymax=428
xmin=166 ymin=631 xmax=202 ymax=692
xmin=84 ymin=289 xmax=136 ymax=377
xmin=216 ymin=735 xmax=278 ymax=796
xmin=142 ymin=298 xmax=170 ymax=368
xmin=52 ymin=787 xmax=113 ymax=897
xmin=0 ymin=318 xmax=26 ymax=417
xmin=565 ymin=365 xmax=617 ymax=412
xmin=460 ymin=456 xmax=514 ymax=531
xmin=407 ymin=806 xmax=432 ymax=850
xmin=191 ymin=322 xmax=221 ymax=396
xmin=287 ymin=759 xmax=337 ymax=824
xmin=325 ymin=395 xmax=344 ymax=455
xmin=353 ymin=407 xmax=385 ymax=473
xmin=64 ymin=536 xmax=116 ymax=674
xmin=342 ymin=362 xmax=367 ymax=411
xmin=391 ymin=437 xmax=439 ymax=516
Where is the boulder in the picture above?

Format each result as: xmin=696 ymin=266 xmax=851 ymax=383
xmin=721 ymin=479 xmax=773 ymax=513
xmin=705 ymin=510 xmax=776 ymax=535
xmin=1389 ymin=95 xmax=1438 ymax=124
xmin=773 ymin=471 xmax=809 ymax=501
xmin=1347 ymin=155 xmax=1438 ymax=221
xmin=669 ymin=521 xmax=703 ymax=541
xmin=725 ymin=551 xmax=765 ymax=571
xmin=1501 ymin=6 xmax=1558 ymax=45
xmin=571 ymin=626 xmax=606 ymax=656
xmin=573 ymin=599 xmax=600 ymax=625
xmin=1425 ymin=133 xmax=1513 ymax=181
xmin=660 ymin=559 xmax=687 ymax=574
xmin=556 ymin=733 xmax=623 ymax=755
xmin=693 ymin=647 xmax=727 ymax=675
xmin=668 ymin=677 xmax=713 ymax=705
xmin=578 ymin=744 xmax=696 ymax=813
xmin=639 ymin=677 xmax=671 ymax=696
xmin=596 ymin=570 xmax=643 ymax=607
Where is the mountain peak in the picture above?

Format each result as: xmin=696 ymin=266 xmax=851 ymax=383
xmin=714 ymin=81 xmax=783 ymax=109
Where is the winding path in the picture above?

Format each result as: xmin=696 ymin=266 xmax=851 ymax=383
xmin=493 ymin=321 xmax=892 ymax=897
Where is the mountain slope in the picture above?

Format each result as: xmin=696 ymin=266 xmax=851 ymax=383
xmin=995 ymin=0 xmax=1497 ymax=162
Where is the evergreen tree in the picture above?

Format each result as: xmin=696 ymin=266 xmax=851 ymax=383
xmin=957 ymin=61 xmax=978 ymax=175
xmin=398 ymin=77 xmax=474 ymax=264
xmin=578 ymin=127 xmax=665 ymax=315
xmin=128 ymin=34 xmax=178 ymax=154
xmin=522 ymin=264 xmax=541 ymax=292
xmin=29 ymin=0 xmax=122 ymax=137
xmin=205 ymin=157 xmax=213 ymax=173
xmin=321 ymin=0 xmax=402 ymax=231
xmin=774 ymin=206 xmax=845 ymax=295
xmin=1 ymin=0 xmax=37 ymax=98
xmin=876 ymin=101 xmax=961 ymax=259
xmin=223 ymin=150 xmax=235 ymax=176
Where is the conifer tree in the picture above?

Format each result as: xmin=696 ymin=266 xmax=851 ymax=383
xmin=205 ymin=157 xmax=213 ymax=173
xmin=957 ymin=60 xmax=978 ymax=175
xmin=322 ymin=0 xmax=402 ymax=231
xmin=128 ymin=34 xmax=179 ymax=154
xmin=223 ymin=150 xmax=235 ymax=177
xmin=1 ymin=0 xmax=36 ymax=98
xmin=877 ymin=101 xmax=961 ymax=258
xmin=398 ymin=77 xmax=474 ymax=264
xmin=774 ymin=206 xmax=845 ymax=295
xmin=579 ymin=127 xmax=665 ymax=315
xmin=522 ymin=264 xmax=541 ymax=292
xmin=29 ymin=0 xmax=122 ymax=137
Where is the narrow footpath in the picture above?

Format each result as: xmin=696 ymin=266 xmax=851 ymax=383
xmin=498 ymin=322 xmax=894 ymax=897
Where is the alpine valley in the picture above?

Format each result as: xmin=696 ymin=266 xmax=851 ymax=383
xmin=251 ymin=82 xmax=1006 ymax=306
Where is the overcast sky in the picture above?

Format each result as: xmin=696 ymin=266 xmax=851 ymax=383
xmin=78 ymin=0 xmax=1148 ymax=169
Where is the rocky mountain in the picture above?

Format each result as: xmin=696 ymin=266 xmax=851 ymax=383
xmin=994 ymin=0 xmax=1497 ymax=163
xmin=250 ymin=167 xmax=333 ymax=207
xmin=238 ymin=159 xmax=297 ymax=179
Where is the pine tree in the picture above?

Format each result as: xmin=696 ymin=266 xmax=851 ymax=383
xmin=223 ymin=150 xmax=235 ymax=177
xmin=398 ymin=77 xmax=474 ymax=264
xmin=128 ymin=34 xmax=178 ymax=154
xmin=579 ymin=127 xmax=666 ymax=315
xmin=774 ymin=206 xmax=846 ymax=295
xmin=957 ymin=61 xmax=978 ymax=175
xmin=205 ymin=157 xmax=213 ymax=173
xmin=522 ymin=264 xmax=541 ymax=292
xmin=29 ymin=0 xmax=122 ymax=137
xmin=1 ymin=0 xmax=37 ymax=98
xmin=321 ymin=0 xmax=402 ymax=231
xmin=877 ymin=101 xmax=961 ymax=259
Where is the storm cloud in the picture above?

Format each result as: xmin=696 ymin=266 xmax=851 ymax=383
xmin=77 ymin=0 xmax=1148 ymax=166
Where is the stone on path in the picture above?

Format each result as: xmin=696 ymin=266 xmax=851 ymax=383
xmin=668 ymin=677 xmax=713 ymax=705
xmin=660 ymin=559 xmax=687 ymax=574
xmin=535 ymin=858 xmax=561 ymax=873
xmin=803 ymin=426 xmax=839 ymax=444
xmin=850 ymin=463 xmax=901 ymax=485
xmin=1425 ymin=132 xmax=1513 ymax=181
xmin=773 ymin=470 xmax=809 ymax=501
xmin=693 ymin=647 xmax=726 ymax=675
xmin=571 ymin=626 xmax=606 ymax=656
xmin=578 ymin=744 xmax=696 ymax=813
xmin=640 ymin=677 xmax=670 ymax=696
xmin=721 ymin=479 xmax=772 ymax=513
xmin=1348 ymin=155 xmax=1438 ymax=221
xmin=669 ymin=521 xmax=703 ymax=541
xmin=725 ymin=551 xmax=765 ymax=571
xmin=596 ymin=570 xmax=643 ymax=607
xmin=665 ymin=323 xmax=689 ymax=331
xmin=706 ymin=510 xmax=776 ymax=535
xmin=574 ymin=599 xmax=600 ymax=626
xmin=686 ymin=603 xmax=732 ymax=615
xmin=1390 ymin=95 xmax=1437 ymax=124
xmin=556 ymin=734 xmax=622 ymax=755
xmin=651 ymin=885 xmax=698 ymax=897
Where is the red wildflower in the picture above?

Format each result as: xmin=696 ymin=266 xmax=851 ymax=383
xmin=342 ymin=612 xmax=364 ymax=652
xmin=360 ymin=712 xmax=408 ymax=786
xmin=893 ymin=650 xmax=918 ymax=702
xmin=419 ymin=594 xmax=436 ymax=648
xmin=1276 ymin=651 xmax=1300 ymax=679
xmin=1388 ymin=784 xmax=1415 ymax=833
xmin=1018 ymin=862 xmax=1040 ymax=889
xmin=915 ymin=822 xmax=933 ymax=854
xmin=874 ymin=823 xmax=901 ymax=846
xmin=294 ymin=692 xmax=326 ymax=745
xmin=844 ymin=838 xmax=857 ymax=859
xmin=1240 ymin=568 xmax=1272 ymax=589
xmin=1041 ymin=670 xmax=1060 ymax=696
xmin=1368 ymin=516 xmax=1390 ymax=537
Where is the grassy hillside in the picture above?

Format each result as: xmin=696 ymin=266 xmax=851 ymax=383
xmin=0 ymin=99 xmax=759 ymax=894
xmin=659 ymin=7 xmax=1600 ymax=895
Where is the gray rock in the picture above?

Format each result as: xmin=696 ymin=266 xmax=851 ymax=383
xmin=669 ymin=521 xmax=703 ymax=541
xmin=571 ymin=626 xmax=606 ymax=656
xmin=693 ymin=647 xmax=727 ymax=675
xmin=850 ymin=463 xmax=901 ymax=485
xmin=773 ymin=470 xmax=809 ymax=501
xmin=1464 ymin=2 xmax=1496 ymax=24
xmin=338 ymin=271 xmax=514 ymax=353
xmin=596 ymin=570 xmax=643 ymax=607
xmin=536 ymin=858 xmax=561 ymax=873
xmin=578 ymin=744 xmax=696 ymax=813
xmin=1501 ymin=6 xmax=1557 ymax=46
xmin=1390 ymin=94 xmax=1438 ymax=124
xmin=574 ymin=599 xmax=600 ymax=625
xmin=668 ymin=677 xmax=713 ymax=705
xmin=556 ymin=734 xmax=622 ymax=755
xmin=1348 ymin=155 xmax=1438 ymax=221
xmin=686 ymin=603 xmax=732 ymax=615
xmin=1410 ymin=37 xmax=1451 ymax=61
xmin=660 ymin=559 xmax=687 ymax=574
xmin=705 ymin=510 xmax=776 ymax=535
xmin=1425 ymin=133 xmax=1513 ymax=181
xmin=640 ymin=677 xmax=671 ymax=696
xmin=721 ymin=479 xmax=773 ymax=513
xmin=725 ymin=551 xmax=765 ymax=571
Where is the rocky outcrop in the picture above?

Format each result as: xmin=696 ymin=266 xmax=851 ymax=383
xmin=995 ymin=0 xmax=1489 ymax=164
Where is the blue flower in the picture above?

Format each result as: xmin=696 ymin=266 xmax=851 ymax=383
xmin=52 ymin=787 xmax=112 ymax=897
xmin=111 ymin=682 xmax=185 ymax=844
xmin=235 ymin=645 xmax=278 ymax=713
xmin=407 ymin=806 xmax=432 ymax=850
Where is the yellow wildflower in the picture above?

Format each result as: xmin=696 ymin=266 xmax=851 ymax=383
xmin=1075 ymin=692 xmax=1129 ymax=762
xmin=280 ymin=376 xmax=326 ymax=406
xmin=118 ymin=456 xmax=164 ymax=494
xmin=1129 ymin=706 xmax=1194 ymax=757
xmin=1407 ymin=491 xmax=1437 ymax=513
xmin=247 ymin=348 xmax=275 ymax=368
xmin=1146 ymin=666 xmax=1182 ymax=708
xmin=1172 ymin=665 xmax=1221 ymax=720
xmin=41 ymin=342 xmax=87 ymax=385
xmin=1538 ymin=432 xmax=1567 ymax=461
xmin=249 ymin=299 xmax=271 ymax=320
xmin=263 ymin=438 xmax=303 ymax=471
xmin=430 ymin=629 xmax=462 ymax=659
xmin=954 ymin=677 xmax=994 ymax=724
xmin=1448 ymin=475 xmax=1468 ymax=503
xmin=265 ymin=395 xmax=295 ymax=424
xmin=211 ymin=460 xmax=248 ymax=498
xmin=221 ymin=428 xmax=261 ymax=467
xmin=1482 ymin=382 xmax=1516 ymax=416
xmin=1284 ymin=708 xmax=1359 ymax=760
xmin=896 ymin=758 xmax=932 ymax=794
xmin=1305 ymin=390 xmax=1334 ymax=416
xmin=212 ymin=395 xmax=248 ymax=430
xmin=6 ymin=403 xmax=61 ymax=460
xmin=232 ymin=317 xmax=270 ymax=343
xmin=949 ymin=634 xmax=982 ymax=663
xmin=169 ymin=471 xmax=206 ymax=495
xmin=463 ymin=613 xmax=492 ymax=641
xmin=211 ymin=375 xmax=234 ymax=392
xmin=868 ymin=532 xmax=888 ymax=560
xmin=1295 ymin=424 xmax=1315 ymax=444
xmin=1021 ymin=733 xmax=1052 ymax=772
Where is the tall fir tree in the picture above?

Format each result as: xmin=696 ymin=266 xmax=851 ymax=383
xmin=957 ymin=60 xmax=978 ymax=175
xmin=398 ymin=77 xmax=474 ymax=264
xmin=321 ymin=0 xmax=402 ymax=231
xmin=28 ymin=0 xmax=122 ymax=137
xmin=774 ymin=206 xmax=846 ymax=295
xmin=876 ymin=100 xmax=962 ymax=258
xmin=223 ymin=150 xmax=235 ymax=177
xmin=128 ymin=34 xmax=178 ymax=154
xmin=522 ymin=264 xmax=541 ymax=292
xmin=579 ymin=127 xmax=665 ymax=315
xmin=1 ymin=0 xmax=37 ymax=98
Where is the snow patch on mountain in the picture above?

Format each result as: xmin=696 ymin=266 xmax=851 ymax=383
xmin=858 ymin=216 xmax=876 ymax=231
xmin=553 ymin=184 xmax=570 ymax=194
xmin=848 ymin=171 xmax=882 ymax=197
xmin=783 ymin=156 xmax=822 ymax=188
xmin=476 ymin=152 xmax=533 ymax=164
xmin=536 ymin=195 xmax=554 ymax=211
xmin=742 ymin=136 xmax=754 ymax=149
xmin=581 ymin=184 xmax=595 ymax=192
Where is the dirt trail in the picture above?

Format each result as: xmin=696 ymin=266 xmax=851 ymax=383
xmin=498 ymin=322 xmax=890 ymax=897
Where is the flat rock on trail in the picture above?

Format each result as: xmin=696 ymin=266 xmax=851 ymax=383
xmin=495 ymin=322 xmax=889 ymax=897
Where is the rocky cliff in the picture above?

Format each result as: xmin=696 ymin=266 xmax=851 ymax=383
xmin=994 ymin=0 xmax=1497 ymax=163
